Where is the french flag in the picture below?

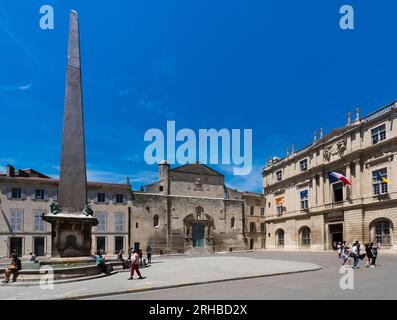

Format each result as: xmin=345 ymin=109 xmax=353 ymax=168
xmin=329 ymin=172 xmax=352 ymax=186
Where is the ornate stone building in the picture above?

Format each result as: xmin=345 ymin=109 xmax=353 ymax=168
xmin=263 ymin=103 xmax=397 ymax=252
xmin=131 ymin=162 xmax=246 ymax=254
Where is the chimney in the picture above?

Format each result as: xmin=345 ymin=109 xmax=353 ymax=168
xmin=6 ymin=165 xmax=15 ymax=177
xmin=347 ymin=112 xmax=352 ymax=126
xmin=354 ymin=107 xmax=361 ymax=123
xmin=320 ymin=128 xmax=324 ymax=139
xmin=313 ymin=130 xmax=317 ymax=144
xmin=286 ymin=147 xmax=290 ymax=157
xmin=291 ymin=144 xmax=295 ymax=155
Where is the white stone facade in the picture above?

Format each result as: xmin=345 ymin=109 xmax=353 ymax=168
xmin=263 ymin=103 xmax=397 ymax=252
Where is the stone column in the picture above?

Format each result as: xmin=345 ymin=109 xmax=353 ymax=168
xmin=311 ymin=176 xmax=317 ymax=206
xmin=355 ymin=161 xmax=362 ymax=198
xmin=346 ymin=163 xmax=351 ymax=199
xmin=319 ymin=172 xmax=324 ymax=205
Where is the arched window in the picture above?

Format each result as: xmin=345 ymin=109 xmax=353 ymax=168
xmin=276 ymin=229 xmax=285 ymax=247
xmin=153 ymin=215 xmax=159 ymax=227
xmin=300 ymin=227 xmax=311 ymax=246
xmin=374 ymin=220 xmax=391 ymax=245
xmin=231 ymin=217 xmax=235 ymax=229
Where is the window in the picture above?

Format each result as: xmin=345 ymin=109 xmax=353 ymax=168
xmin=249 ymin=222 xmax=256 ymax=233
xmin=115 ymin=194 xmax=124 ymax=204
xmin=250 ymin=207 xmax=254 ymax=216
xmin=153 ymin=214 xmax=159 ymax=227
xmin=332 ymin=182 xmax=344 ymax=202
xmin=35 ymin=189 xmax=45 ymax=200
xmin=96 ymin=237 xmax=106 ymax=253
xmin=372 ymin=169 xmax=389 ymax=195
xmin=115 ymin=237 xmax=124 ymax=253
xmin=374 ymin=220 xmax=391 ymax=245
xmin=97 ymin=193 xmax=106 ymax=203
xmin=96 ymin=212 xmax=106 ymax=232
xmin=12 ymin=188 xmax=21 ymax=199
xmin=300 ymin=227 xmax=311 ymax=246
xmin=277 ymin=206 xmax=284 ymax=215
xmin=10 ymin=209 xmax=23 ymax=232
xmin=34 ymin=210 xmax=45 ymax=232
xmin=136 ymin=223 xmax=138 ymax=229
xmin=371 ymin=124 xmax=386 ymax=144
xmin=231 ymin=217 xmax=235 ymax=229
xmin=159 ymin=186 xmax=164 ymax=192
xmin=260 ymin=208 xmax=265 ymax=216
xmin=276 ymin=229 xmax=285 ymax=247
xmin=276 ymin=170 xmax=282 ymax=181
xmin=115 ymin=212 xmax=124 ymax=232
xmin=260 ymin=223 xmax=266 ymax=233
xmin=300 ymin=190 xmax=309 ymax=210
xmin=300 ymin=159 xmax=308 ymax=172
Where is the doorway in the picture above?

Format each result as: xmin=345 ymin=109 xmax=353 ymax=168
xmin=329 ymin=223 xmax=343 ymax=249
xmin=34 ymin=237 xmax=45 ymax=257
xmin=192 ymin=224 xmax=205 ymax=248
xmin=10 ymin=237 xmax=23 ymax=257
xmin=250 ymin=239 xmax=254 ymax=250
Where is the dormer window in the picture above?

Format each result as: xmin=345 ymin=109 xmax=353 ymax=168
xmin=299 ymin=159 xmax=308 ymax=172
xmin=276 ymin=170 xmax=282 ymax=182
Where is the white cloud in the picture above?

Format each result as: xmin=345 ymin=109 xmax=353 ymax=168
xmin=0 ymin=82 xmax=32 ymax=92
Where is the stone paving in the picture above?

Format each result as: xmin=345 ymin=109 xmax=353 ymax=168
xmin=0 ymin=255 xmax=320 ymax=300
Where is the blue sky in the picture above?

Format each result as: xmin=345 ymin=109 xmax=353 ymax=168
xmin=1 ymin=1 xmax=397 ymax=192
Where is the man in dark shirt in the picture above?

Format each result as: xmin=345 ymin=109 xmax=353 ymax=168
xmin=3 ymin=254 xmax=22 ymax=283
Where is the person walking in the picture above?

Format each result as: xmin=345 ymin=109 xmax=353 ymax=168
xmin=341 ymin=246 xmax=351 ymax=266
xmin=365 ymin=244 xmax=373 ymax=267
xmin=337 ymin=242 xmax=342 ymax=258
xmin=371 ymin=243 xmax=379 ymax=268
xmin=146 ymin=245 xmax=153 ymax=264
xmin=128 ymin=250 xmax=144 ymax=280
xmin=351 ymin=242 xmax=360 ymax=269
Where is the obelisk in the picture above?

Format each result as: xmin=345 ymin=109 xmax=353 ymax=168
xmin=58 ymin=10 xmax=87 ymax=212
xmin=43 ymin=11 xmax=97 ymax=258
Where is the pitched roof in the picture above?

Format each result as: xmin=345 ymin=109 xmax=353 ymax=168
xmin=171 ymin=163 xmax=223 ymax=176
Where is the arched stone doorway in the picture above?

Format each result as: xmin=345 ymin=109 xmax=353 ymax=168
xmin=183 ymin=206 xmax=215 ymax=252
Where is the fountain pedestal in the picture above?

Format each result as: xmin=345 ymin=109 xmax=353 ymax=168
xmin=43 ymin=214 xmax=98 ymax=258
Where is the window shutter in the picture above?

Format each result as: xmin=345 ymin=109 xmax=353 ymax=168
xmin=6 ymin=187 xmax=11 ymax=199
xmin=21 ymin=189 xmax=27 ymax=200
xmin=123 ymin=194 xmax=127 ymax=204
xmin=44 ymin=190 xmax=49 ymax=201
xmin=105 ymin=193 xmax=109 ymax=204
xmin=31 ymin=189 xmax=36 ymax=200
xmin=112 ymin=194 xmax=116 ymax=204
